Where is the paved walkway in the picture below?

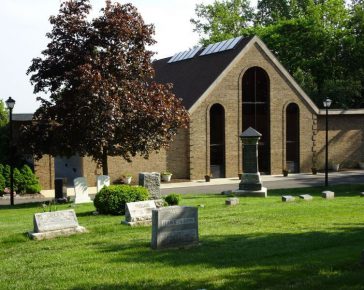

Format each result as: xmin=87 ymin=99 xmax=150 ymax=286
xmin=1 ymin=170 xmax=363 ymax=205
xmin=160 ymin=170 xmax=364 ymax=194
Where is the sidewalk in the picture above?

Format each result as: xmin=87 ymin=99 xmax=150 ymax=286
xmin=160 ymin=170 xmax=364 ymax=189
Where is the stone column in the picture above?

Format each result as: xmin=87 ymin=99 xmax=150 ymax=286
xmin=234 ymin=127 xmax=267 ymax=197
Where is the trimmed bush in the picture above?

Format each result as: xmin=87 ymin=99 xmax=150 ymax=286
xmin=94 ymin=185 xmax=149 ymax=215
xmin=164 ymin=193 xmax=181 ymax=206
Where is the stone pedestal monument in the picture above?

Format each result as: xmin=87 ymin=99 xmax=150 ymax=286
xmin=234 ymin=127 xmax=267 ymax=197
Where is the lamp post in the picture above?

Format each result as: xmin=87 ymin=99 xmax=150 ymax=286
xmin=5 ymin=97 xmax=15 ymax=206
xmin=323 ymin=98 xmax=332 ymax=187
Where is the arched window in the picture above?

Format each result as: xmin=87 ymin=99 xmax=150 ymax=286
xmin=286 ymin=103 xmax=300 ymax=172
xmin=242 ymin=67 xmax=270 ymax=173
xmin=210 ymin=104 xmax=225 ymax=178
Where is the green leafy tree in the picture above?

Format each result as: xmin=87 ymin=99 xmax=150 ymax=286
xmin=2 ymin=164 xmax=10 ymax=188
xmin=191 ymin=0 xmax=254 ymax=45
xmin=23 ymin=0 xmax=189 ymax=175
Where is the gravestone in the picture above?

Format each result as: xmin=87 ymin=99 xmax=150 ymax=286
xmin=225 ymin=197 xmax=239 ymax=206
xmin=139 ymin=172 xmax=161 ymax=199
xmin=74 ymin=177 xmax=92 ymax=204
xmin=234 ymin=127 xmax=267 ymax=197
xmin=151 ymin=206 xmax=199 ymax=250
xmin=28 ymin=209 xmax=87 ymax=240
xmin=97 ymin=175 xmax=110 ymax=193
xmin=282 ymin=195 xmax=295 ymax=202
xmin=299 ymin=194 xmax=313 ymax=200
xmin=123 ymin=200 xmax=157 ymax=226
xmin=360 ymin=192 xmax=364 ymax=197
xmin=322 ymin=190 xmax=335 ymax=199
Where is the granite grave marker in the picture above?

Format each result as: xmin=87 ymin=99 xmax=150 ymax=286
xmin=151 ymin=206 xmax=199 ymax=250
xmin=28 ymin=209 xmax=87 ymax=240
xmin=123 ymin=200 xmax=157 ymax=226
xmin=139 ymin=172 xmax=161 ymax=199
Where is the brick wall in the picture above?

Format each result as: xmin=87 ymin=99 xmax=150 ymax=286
xmin=34 ymin=155 xmax=54 ymax=190
xmin=316 ymin=115 xmax=364 ymax=169
xmin=81 ymin=128 xmax=189 ymax=186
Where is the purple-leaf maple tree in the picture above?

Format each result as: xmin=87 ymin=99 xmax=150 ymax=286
xmin=23 ymin=0 xmax=189 ymax=175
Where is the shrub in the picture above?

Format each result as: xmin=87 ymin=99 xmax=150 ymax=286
xmin=2 ymin=164 xmax=10 ymax=188
xmin=13 ymin=168 xmax=23 ymax=193
xmin=164 ymin=193 xmax=181 ymax=206
xmin=94 ymin=185 xmax=149 ymax=215
xmin=0 ymin=173 xmax=5 ymax=194
xmin=20 ymin=165 xmax=41 ymax=194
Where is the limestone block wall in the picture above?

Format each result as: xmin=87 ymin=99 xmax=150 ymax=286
xmin=189 ymin=43 xmax=316 ymax=179
xmin=315 ymin=114 xmax=364 ymax=169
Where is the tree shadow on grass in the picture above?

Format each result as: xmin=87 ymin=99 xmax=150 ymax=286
xmin=72 ymin=227 xmax=364 ymax=290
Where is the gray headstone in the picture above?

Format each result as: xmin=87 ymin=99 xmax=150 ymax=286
xmin=322 ymin=191 xmax=335 ymax=199
xmin=139 ymin=172 xmax=161 ymax=199
xmin=282 ymin=195 xmax=295 ymax=202
xmin=123 ymin=200 xmax=156 ymax=226
xmin=299 ymin=194 xmax=313 ymax=200
xmin=29 ymin=209 xmax=87 ymax=240
xmin=225 ymin=197 xmax=239 ymax=206
xmin=221 ymin=190 xmax=232 ymax=195
xmin=73 ymin=177 xmax=92 ymax=204
xmin=97 ymin=175 xmax=110 ymax=193
xmin=151 ymin=206 xmax=199 ymax=250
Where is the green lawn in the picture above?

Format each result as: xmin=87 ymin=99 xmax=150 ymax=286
xmin=1 ymin=184 xmax=364 ymax=290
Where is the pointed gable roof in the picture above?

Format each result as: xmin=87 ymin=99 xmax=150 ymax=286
xmin=153 ymin=35 xmax=323 ymax=115
xmin=153 ymin=36 xmax=253 ymax=110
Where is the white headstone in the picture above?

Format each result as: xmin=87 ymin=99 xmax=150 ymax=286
xmin=225 ymin=197 xmax=239 ymax=206
xmin=74 ymin=177 xmax=92 ymax=204
xmin=97 ymin=175 xmax=110 ymax=193
xmin=322 ymin=191 xmax=335 ymax=199
xmin=299 ymin=194 xmax=313 ymax=200
xmin=282 ymin=195 xmax=295 ymax=202
xmin=123 ymin=200 xmax=157 ymax=226
xmin=29 ymin=209 xmax=87 ymax=240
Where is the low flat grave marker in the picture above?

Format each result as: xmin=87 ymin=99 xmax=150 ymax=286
xmin=151 ymin=206 xmax=199 ymax=250
xmin=74 ymin=177 xmax=92 ymax=204
xmin=123 ymin=200 xmax=157 ymax=226
xmin=299 ymin=194 xmax=313 ymax=201
xmin=28 ymin=209 xmax=87 ymax=240
xmin=225 ymin=197 xmax=239 ymax=206
xmin=282 ymin=195 xmax=295 ymax=202
xmin=97 ymin=175 xmax=110 ymax=193
xmin=322 ymin=191 xmax=335 ymax=199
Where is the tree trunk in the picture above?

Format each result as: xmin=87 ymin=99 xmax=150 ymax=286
xmin=102 ymin=148 xmax=108 ymax=176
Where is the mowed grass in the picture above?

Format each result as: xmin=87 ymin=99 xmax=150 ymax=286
xmin=1 ymin=184 xmax=364 ymax=290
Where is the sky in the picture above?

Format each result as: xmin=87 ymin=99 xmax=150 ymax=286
xmin=0 ymin=0 xmax=258 ymax=114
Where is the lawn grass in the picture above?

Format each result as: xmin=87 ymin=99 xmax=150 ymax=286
xmin=0 ymin=184 xmax=364 ymax=289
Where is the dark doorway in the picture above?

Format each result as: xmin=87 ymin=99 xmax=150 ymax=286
xmin=210 ymin=104 xmax=225 ymax=178
xmin=242 ymin=67 xmax=270 ymax=173
xmin=286 ymin=103 xmax=300 ymax=172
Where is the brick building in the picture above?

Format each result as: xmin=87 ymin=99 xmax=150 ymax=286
xmin=14 ymin=36 xmax=364 ymax=192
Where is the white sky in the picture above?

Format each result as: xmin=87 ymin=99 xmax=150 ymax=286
xmin=0 ymin=0 xmax=258 ymax=114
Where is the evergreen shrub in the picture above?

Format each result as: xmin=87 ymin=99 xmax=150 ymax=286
xmin=164 ymin=193 xmax=181 ymax=205
xmin=94 ymin=185 xmax=149 ymax=215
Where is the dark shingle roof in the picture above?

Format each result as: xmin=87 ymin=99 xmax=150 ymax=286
xmin=153 ymin=36 xmax=253 ymax=110
xmin=13 ymin=114 xmax=33 ymax=121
